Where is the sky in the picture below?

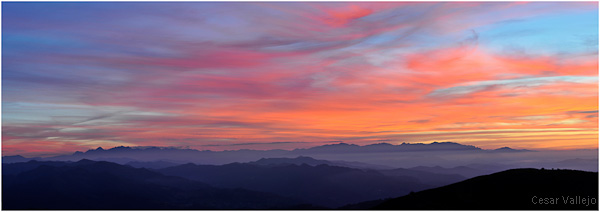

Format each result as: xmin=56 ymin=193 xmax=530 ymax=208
xmin=2 ymin=2 xmax=599 ymax=157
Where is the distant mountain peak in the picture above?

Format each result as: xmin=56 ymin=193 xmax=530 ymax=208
xmin=303 ymin=142 xmax=360 ymax=150
xmin=83 ymin=147 xmax=105 ymax=153
xmin=495 ymin=147 xmax=513 ymax=150
xmin=81 ymin=146 xmax=201 ymax=155
xmin=366 ymin=143 xmax=393 ymax=146
xmin=73 ymin=141 xmax=521 ymax=156
xmin=77 ymin=159 xmax=95 ymax=163
xmin=330 ymin=142 xmax=357 ymax=146
xmin=2 ymin=155 xmax=43 ymax=164
xmin=400 ymin=141 xmax=459 ymax=145
xmin=422 ymin=141 xmax=460 ymax=145
xmin=492 ymin=147 xmax=533 ymax=152
xmin=395 ymin=142 xmax=481 ymax=151
xmin=15 ymin=141 xmax=532 ymax=165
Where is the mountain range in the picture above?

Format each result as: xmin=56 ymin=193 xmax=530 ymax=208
xmin=2 ymin=160 xmax=307 ymax=209
xmin=3 ymin=158 xmax=467 ymax=209
xmin=2 ymin=142 xmax=531 ymax=165
xmin=4 ymin=159 xmax=596 ymax=209
xmin=5 ymin=142 xmax=595 ymax=173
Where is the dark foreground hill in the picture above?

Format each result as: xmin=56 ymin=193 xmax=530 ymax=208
xmin=2 ymin=160 xmax=306 ymax=209
xmin=373 ymin=168 xmax=598 ymax=210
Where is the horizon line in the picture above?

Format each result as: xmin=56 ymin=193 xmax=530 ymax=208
xmin=5 ymin=141 xmax=599 ymax=158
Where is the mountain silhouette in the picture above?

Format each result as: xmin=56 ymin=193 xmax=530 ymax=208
xmin=373 ymin=168 xmax=598 ymax=210
xmin=10 ymin=142 xmax=587 ymax=174
xmin=291 ymin=142 xmax=484 ymax=154
xmin=493 ymin=147 xmax=534 ymax=152
xmin=158 ymin=162 xmax=434 ymax=207
xmin=2 ymin=142 xmax=537 ymax=167
xmin=3 ymin=160 xmax=88 ymax=175
xmin=4 ymin=159 xmax=597 ymax=209
xmin=248 ymin=156 xmax=392 ymax=170
xmin=2 ymin=155 xmax=42 ymax=163
xmin=2 ymin=160 xmax=306 ymax=209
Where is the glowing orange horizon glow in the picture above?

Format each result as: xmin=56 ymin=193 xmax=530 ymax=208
xmin=2 ymin=2 xmax=598 ymax=157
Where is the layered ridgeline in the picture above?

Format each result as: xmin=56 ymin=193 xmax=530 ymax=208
xmin=3 ymin=142 xmax=597 ymax=172
xmin=5 ymin=142 xmax=510 ymax=164
xmin=2 ymin=160 xmax=307 ymax=209
xmin=4 ymin=159 xmax=597 ymax=209
xmin=3 ymin=144 xmax=598 ymax=209
xmin=4 ymin=158 xmax=466 ymax=209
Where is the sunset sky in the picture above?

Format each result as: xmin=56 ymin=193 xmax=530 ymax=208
xmin=3 ymin=2 xmax=598 ymax=156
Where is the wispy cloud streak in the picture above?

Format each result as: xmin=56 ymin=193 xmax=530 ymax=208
xmin=2 ymin=2 xmax=598 ymax=156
